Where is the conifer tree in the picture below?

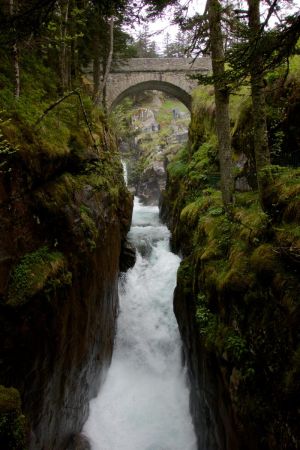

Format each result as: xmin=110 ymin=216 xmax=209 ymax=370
xmin=146 ymin=0 xmax=234 ymax=206
xmin=247 ymin=0 xmax=271 ymax=193
xmin=207 ymin=0 xmax=234 ymax=206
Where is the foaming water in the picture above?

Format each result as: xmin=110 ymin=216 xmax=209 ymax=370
xmin=83 ymin=197 xmax=197 ymax=450
xmin=121 ymin=160 xmax=128 ymax=185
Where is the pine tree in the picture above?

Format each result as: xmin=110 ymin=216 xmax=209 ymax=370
xmin=247 ymin=0 xmax=271 ymax=193
xmin=208 ymin=0 xmax=234 ymax=206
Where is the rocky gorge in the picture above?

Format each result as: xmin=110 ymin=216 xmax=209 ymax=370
xmin=119 ymin=92 xmax=190 ymax=205
xmin=159 ymin=65 xmax=300 ymax=449
xmin=0 ymin=14 xmax=300 ymax=448
xmin=0 ymin=120 xmax=133 ymax=449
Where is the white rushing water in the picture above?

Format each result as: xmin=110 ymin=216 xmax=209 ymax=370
xmin=121 ymin=160 xmax=128 ymax=185
xmin=83 ymin=196 xmax=197 ymax=450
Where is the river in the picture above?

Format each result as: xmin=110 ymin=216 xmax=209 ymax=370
xmin=83 ymin=195 xmax=197 ymax=450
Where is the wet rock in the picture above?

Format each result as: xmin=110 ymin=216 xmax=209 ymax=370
xmin=174 ymin=283 xmax=240 ymax=450
xmin=119 ymin=239 xmax=136 ymax=272
xmin=132 ymin=108 xmax=159 ymax=133
xmin=0 ymin=148 xmax=133 ymax=449
xmin=137 ymin=161 xmax=166 ymax=205
xmin=234 ymin=153 xmax=252 ymax=192
xmin=135 ymin=238 xmax=152 ymax=258
xmin=65 ymin=434 xmax=91 ymax=450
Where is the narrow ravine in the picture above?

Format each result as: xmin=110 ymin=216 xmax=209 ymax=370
xmin=83 ymin=194 xmax=197 ymax=450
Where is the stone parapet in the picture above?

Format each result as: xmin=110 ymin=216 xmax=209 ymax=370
xmin=111 ymin=57 xmax=211 ymax=73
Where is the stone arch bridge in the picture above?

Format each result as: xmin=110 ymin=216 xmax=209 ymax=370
xmin=86 ymin=57 xmax=211 ymax=111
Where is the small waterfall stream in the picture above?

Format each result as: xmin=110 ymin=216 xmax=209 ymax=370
xmin=83 ymin=165 xmax=197 ymax=450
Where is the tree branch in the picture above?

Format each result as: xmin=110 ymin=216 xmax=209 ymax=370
xmin=101 ymin=17 xmax=114 ymax=108
xmin=261 ymin=0 xmax=279 ymax=31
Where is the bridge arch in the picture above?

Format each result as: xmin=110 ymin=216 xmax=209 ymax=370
xmin=101 ymin=57 xmax=211 ymax=111
xmin=110 ymin=80 xmax=192 ymax=111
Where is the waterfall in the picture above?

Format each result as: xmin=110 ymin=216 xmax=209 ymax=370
xmin=83 ymin=197 xmax=197 ymax=450
xmin=122 ymin=160 xmax=128 ymax=186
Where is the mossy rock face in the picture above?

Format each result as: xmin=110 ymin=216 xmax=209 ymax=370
xmin=7 ymin=246 xmax=71 ymax=307
xmin=260 ymin=166 xmax=300 ymax=221
xmin=0 ymin=52 xmax=133 ymax=450
xmin=250 ymin=244 xmax=279 ymax=281
xmin=159 ymin=64 xmax=300 ymax=449
xmin=177 ymin=258 xmax=194 ymax=297
xmin=163 ymin=148 xmax=300 ymax=448
xmin=0 ymin=386 xmax=27 ymax=450
xmin=34 ymin=173 xmax=78 ymax=214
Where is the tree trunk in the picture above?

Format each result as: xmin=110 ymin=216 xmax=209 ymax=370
xmin=70 ymin=35 xmax=77 ymax=85
xmin=69 ymin=0 xmax=78 ymax=87
xmin=93 ymin=17 xmax=114 ymax=110
xmin=9 ymin=0 xmax=20 ymax=99
xmin=208 ymin=0 xmax=234 ymax=206
xmin=12 ymin=42 xmax=20 ymax=99
xmin=248 ymin=0 xmax=271 ymax=192
xmin=93 ymin=28 xmax=101 ymax=101
xmin=101 ymin=17 xmax=114 ymax=110
xmin=58 ymin=0 xmax=70 ymax=93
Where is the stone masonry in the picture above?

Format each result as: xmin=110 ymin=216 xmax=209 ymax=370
xmin=85 ymin=57 xmax=212 ymax=110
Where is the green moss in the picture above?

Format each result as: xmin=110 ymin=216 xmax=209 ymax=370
xmin=165 ymin=161 xmax=300 ymax=446
xmin=115 ymin=94 xmax=191 ymax=188
xmin=167 ymin=147 xmax=189 ymax=179
xmin=168 ymin=158 xmax=188 ymax=179
xmin=32 ymin=147 xmax=128 ymax=257
xmin=0 ymin=387 xmax=21 ymax=414
xmin=167 ymin=138 xmax=219 ymax=204
xmin=196 ymin=304 xmax=216 ymax=336
xmin=0 ymin=386 xmax=27 ymax=450
xmin=162 ymin=66 xmax=300 ymax=447
xmin=80 ymin=205 xmax=98 ymax=251
xmin=218 ymin=259 xmax=253 ymax=295
xmin=284 ymin=346 xmax=300 ymax=392
xmin=35 ymin=173 xmax=77 ymax=213
xmin=8 ymin=246 xmax=70 ymax=307
xmin=0 ymin=50 xmax=109 ymax=176
xmin=229 ymin=86 xmax=251 ymax=129
xmin=177 ymin=258 xmax=194 ymax=296
xmin=250 ymin=244 xmax=279 ymax=279
xmin=155 ymin=98 xmax=189 ymax=128
xmin=260 ymin=166 xmax=300 ymax=222
xmin=233 ymin=199 xmax=270 ymax=244
xmin=180 ymin=200 xmax=202 ymax=227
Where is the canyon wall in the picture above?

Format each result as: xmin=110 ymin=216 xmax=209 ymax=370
xmin=161 ymin=72 xmax=300 ymax=449
xmin=0 ymin=127 xmax=132 ymax=449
